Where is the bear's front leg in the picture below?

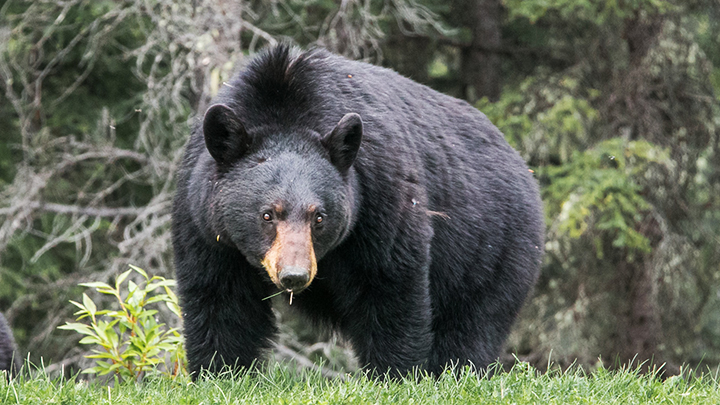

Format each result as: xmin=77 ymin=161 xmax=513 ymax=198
xmin=175 ymin=236 xmax=277 ymax=378
xmin=337 ymin=264 xmax=433 ymax=379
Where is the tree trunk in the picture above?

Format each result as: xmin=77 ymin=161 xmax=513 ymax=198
xmin=613 ymin=258 xmax=664 ymax=372
xmin=459 ymin=0 xmax=503 ymax=102
xmin=610 ymin=213 xmax=671 ymax=374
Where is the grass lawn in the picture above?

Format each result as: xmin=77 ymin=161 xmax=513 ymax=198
xmin=2 ymin=362 xmax=718 ymax=404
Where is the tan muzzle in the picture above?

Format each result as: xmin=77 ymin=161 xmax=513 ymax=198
xmin=261 ymin=221 xmax=317 ymax=292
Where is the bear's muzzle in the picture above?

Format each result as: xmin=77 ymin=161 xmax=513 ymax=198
xmin=261 ymin=221 xmax=317 ymax=293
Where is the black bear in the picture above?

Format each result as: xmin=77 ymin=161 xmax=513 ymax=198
xmin=172 ymin=44 xmax=544 ymax=378
xmin=0 ymin=313 xmax=19 ymax=376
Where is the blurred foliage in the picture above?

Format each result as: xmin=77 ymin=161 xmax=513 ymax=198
xmin=542 ymin=139 xmax=670 ymax=258
xmin=478 ymin=73 xmax=600 ymax=165
xmin=491 ymin=0 xmax=720 ymax=371
xmin=0 ymin=0 xmax=719 ymax=377
xmin=504 ymin=0 xmax=674 ymax=23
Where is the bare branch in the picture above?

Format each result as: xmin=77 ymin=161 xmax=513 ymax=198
xmin=0 ymin=202 xmax=156 ymax=218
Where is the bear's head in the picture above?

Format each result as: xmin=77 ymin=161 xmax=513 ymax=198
xmin=202 ymin=104 xmax=362 ymax=293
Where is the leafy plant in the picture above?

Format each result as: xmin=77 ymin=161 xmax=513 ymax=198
xmin=543 ymin=138 xmax=671 ymax=258
xmin=477 ymin=73 xmax=600 ymax=166
xmin=59 ymin=265 xmax=186 ymax=381
xmin=503 ymin=0 xmax=674 ymax=24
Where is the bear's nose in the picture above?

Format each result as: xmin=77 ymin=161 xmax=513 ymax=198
xmin=278 ymin=266 xmax=310 ymax=292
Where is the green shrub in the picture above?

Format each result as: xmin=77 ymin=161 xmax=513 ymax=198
xmin=542 ymin=138 xmax=670 ymax=258
xmin=59 ymin=265 xmax=186 ymax=381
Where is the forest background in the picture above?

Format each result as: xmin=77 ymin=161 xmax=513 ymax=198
xmin=0 ymin=0 xmax=719 ymax=377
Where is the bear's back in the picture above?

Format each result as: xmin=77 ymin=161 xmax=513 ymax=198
xmin=219 ymin=45 xmax=530 ymax=208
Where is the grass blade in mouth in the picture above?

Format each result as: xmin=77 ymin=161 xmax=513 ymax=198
xmin=262 ymin=289 xmax=295 ymax=301
xmin=262 ymin=290 xmax=285 ymax=301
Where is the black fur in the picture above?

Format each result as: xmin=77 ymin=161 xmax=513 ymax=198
xmin=172 ymin=45 xmax=544 ymax=378
xmin=0 ymin=313 xmax=19 ymax=376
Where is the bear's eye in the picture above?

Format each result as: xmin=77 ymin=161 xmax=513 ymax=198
xmin=315 ymin=214 xmax=324 ymax=224
xmin=262 ymin=212 xmax=272 ymax=222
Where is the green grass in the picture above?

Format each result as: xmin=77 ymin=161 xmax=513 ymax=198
xmin=2 ymin=362 xmax=719 ymax=404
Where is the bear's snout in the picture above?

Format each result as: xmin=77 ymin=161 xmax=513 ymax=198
xmin=261 ymin=221 xmax=317 ymax=292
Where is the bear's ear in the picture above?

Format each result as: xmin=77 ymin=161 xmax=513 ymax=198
xmin=322 ymin=113 xmax=363 ymax=174
xmin=203 ymin=104 xmax=249 ymax=166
